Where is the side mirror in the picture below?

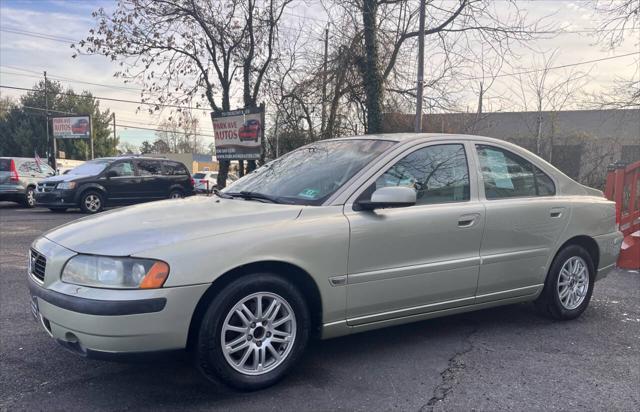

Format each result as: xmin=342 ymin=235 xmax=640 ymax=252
xmin=106 ymin=170 xmax=118 ymax=178
xmin=356 ymin=186 xmax=416 ymax=211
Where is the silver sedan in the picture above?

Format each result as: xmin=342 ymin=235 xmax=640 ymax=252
xmin=28 ymin=133 xmax=622 ymax=390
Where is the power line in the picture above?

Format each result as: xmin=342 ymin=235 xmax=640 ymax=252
xmin=0 ymin=84 xmax=212 ymax=112
xmin=0 ymin=28 xmax=77 ymax=43
xmin=117 ymin=123 xmax=215 ymax=138
xmin=460 ymin=51 xmax=639 ymax=81
xmin=0 ymin=67 xmax=142 ymax=91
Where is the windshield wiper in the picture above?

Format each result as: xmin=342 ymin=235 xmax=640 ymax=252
xmin=213 ymin=189 xmax=233 ymax=199
xmin=226 ymin=191 xmax=285 ymax=204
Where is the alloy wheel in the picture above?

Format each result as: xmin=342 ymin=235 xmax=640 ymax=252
xmin=557 ymin=256 xmax=589 ymax=310
xmin=221 ymin=292 xmax=296 ymax=376
xmin=84 ymin=194 xmax=101 ymax=212
xmin=26 ymin=189 xmax=35 ymax=207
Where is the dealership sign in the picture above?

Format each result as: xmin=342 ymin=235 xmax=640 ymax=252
xmin=211 ymin=106 xmax=264 ymax=160
xmin=52 ymin=116 xmax=92 ymax=139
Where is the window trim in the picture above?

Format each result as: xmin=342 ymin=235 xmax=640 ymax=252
xmin=474 ymin=144 xmax=556 ymax=201
xmin=346 ymin=141 xmax=475 ymax=211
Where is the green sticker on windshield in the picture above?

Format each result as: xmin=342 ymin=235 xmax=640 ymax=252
xmin=298 ymin=188 xmax=320 ymax=199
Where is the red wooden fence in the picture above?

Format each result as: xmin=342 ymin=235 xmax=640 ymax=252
xmin=605 ymin=160 xmax=640 ymax=269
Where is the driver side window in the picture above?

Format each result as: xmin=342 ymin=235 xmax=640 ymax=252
xmin=361 ymin=144 xmax=470 ymax=205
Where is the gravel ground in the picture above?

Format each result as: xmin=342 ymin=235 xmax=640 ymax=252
xmin=1 ymin=202 xmax=638 ymax=411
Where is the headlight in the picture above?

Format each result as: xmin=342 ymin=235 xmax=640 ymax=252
xmin=61 ymin=255 xmax=169 ymax=289
xmin=57 ymin=182 xmax=76 ymax=190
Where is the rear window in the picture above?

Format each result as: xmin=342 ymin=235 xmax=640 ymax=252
xmin=0 ymin=159 xmax=11 ymax=171
xmin=163 ymin=161 xmax=189 ymax=176
xmin=193 ymin=173 xmax=206 ymax=179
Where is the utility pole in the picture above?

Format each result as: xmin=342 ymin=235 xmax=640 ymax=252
xmin=44 ymin=71 xmax=57 ymax=171
xmin=112 ymin=112 xmax=117 ymax=155
xmin=414 ymin=0 xmax=426 ymax=133
xmin=321 ymin=24 xmax=329 ymax=138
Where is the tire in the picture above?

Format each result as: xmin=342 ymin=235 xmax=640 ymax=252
xmin=169 ymin=189 xmax=184 ymax=199
xmin=22 ymin=187 xmax=36 ymax=208
xmin=534 ymin=245 xmax=595 ymax=320
xmin=79 ymin=190 xmax=104 ymax=214
xmin=195 ymin=273 xmax=310 ymax=390
xmin=48 ymin=208 xmax=67 ymax=213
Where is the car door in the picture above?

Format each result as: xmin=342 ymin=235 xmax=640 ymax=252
xmin=473 ymin=143 xmax=569 ymax=303
xmin=135 ymin=159 xmax=165 ymax=199
xmin=344 ymin=142 xmax=485 ymax=325
xmin=101 ymin=160 xmax=138 ymax=202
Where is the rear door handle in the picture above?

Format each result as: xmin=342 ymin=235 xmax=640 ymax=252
xmin=458 ymin=213 xmax=480 ymax=228
xmin=550 ymin=207 xmax=565 ymax=218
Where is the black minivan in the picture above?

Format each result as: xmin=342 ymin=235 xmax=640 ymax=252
xmin=35 ymin=156 xmax=195 ymax=213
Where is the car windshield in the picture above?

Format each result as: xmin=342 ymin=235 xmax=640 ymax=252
xmin=193 ymin=173 xmax=206 ymax=179
xmin=224 ymin=139 xmax=395 ymax=205
xmin=66 ymin=159 xmax=111 ymax=176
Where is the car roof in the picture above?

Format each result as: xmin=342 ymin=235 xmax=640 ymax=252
xmin=96 ymin=156 xmax=173 ymax=162
xmin=329 ymin=132 xmax=513 ymax=146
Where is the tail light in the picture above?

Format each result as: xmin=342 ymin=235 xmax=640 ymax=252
xmin=189 ymin=176 xmax=195 ymax=187
xmin=9 ymin=159 xmax=19 ymax=182
xmin=199 ymin=179 xmax=207 ymax=183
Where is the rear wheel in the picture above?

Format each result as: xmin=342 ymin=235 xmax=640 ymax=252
xmin=22 ymin=187 xmax=36 ymax=208
xmin=195 ymin=273 xmax=310 ymax=390
xmin=169 ymin=189 xmax=184 ymax=199
xmin=535 ymin=245 xmax=595 ymax=320
xmin=80 ymin=191 xmax=104 ymax=214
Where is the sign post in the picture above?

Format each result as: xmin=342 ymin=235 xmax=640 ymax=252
xmin=211 ymin=107 xmax=264 ymax=161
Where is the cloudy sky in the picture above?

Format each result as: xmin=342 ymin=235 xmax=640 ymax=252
xmin=1 ymin=0 xmax=638 ymax=150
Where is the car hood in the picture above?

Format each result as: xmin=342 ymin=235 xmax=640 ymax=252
xmin=44 ymin=196 xmax=303 ymax=255
xmin=40 ymin=173 xmax=93 ymax=183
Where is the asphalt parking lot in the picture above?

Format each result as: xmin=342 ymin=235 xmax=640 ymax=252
xmin=1 ymin=201 xmax=639 ymax=411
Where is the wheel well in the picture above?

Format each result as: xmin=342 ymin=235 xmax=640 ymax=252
xmin=186 ymin=261 xmax=323 ymax=351
xmin=557 ymin=235 xmax=600 ymax=270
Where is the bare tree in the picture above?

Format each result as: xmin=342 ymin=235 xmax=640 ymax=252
xmin=590 ymin=0 xmax=640 ymax=108
xmin=508 ymin=50 xmax=590 ymax=160
xmin=323 ymin=0 xmax=547 ymax=134
xmin=76 ymin=0 xmax=292 ymax=188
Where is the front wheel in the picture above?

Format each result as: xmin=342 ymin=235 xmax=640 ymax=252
xmin=79 ymin=191 xmax=104 ymax=214
xmin=535 ymin=245 xmax=595 ymax=320
xmin=195 ymin=273 xmax=310 ymax=390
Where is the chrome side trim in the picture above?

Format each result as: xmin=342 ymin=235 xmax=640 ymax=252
xmin=348 ymin=256 xmax=480 ymax=285
xmin=347 ymin=296 xmax=475 ymax=325
xmin=481 ymin=248 xmax=549 ymax=265
xmin=474 ymin=284 xmax=543 ymax=303
xmin=345 ymin=284 xmax=544 ymax=326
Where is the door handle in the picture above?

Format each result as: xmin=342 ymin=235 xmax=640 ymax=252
xmin=550 ymin=207 xmax=565 ymax=218
xmin=458 ymin=213 xmax=480 ymax=228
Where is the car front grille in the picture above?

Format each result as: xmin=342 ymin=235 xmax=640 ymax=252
xmin=37 ymin=183 xmax=57 ymax=193
xmin=30 ymin=249 xmax=46 ymax=282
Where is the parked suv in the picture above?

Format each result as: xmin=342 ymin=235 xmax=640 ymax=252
xmin=35 ymin=156 xmax=194 ymax=213
xmin=0 ymin=157 xmax=56 ymax=208
xmin=193 ymin=171 xmax=238 ymax=193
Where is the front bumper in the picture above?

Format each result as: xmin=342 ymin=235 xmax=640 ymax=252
xmin=34 ymin=190 xmax=76 ymax=208
xmin=28 ymin=237 xmax=209 ymax=356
